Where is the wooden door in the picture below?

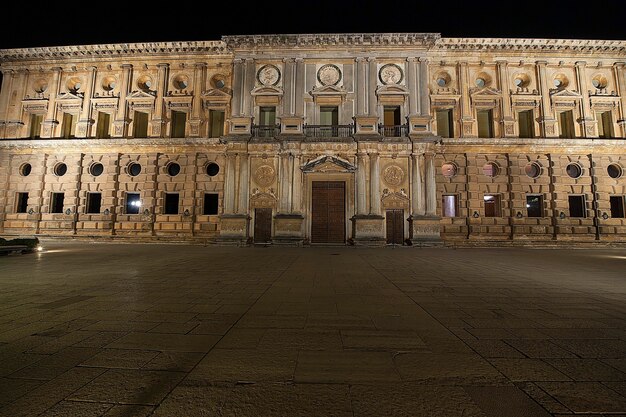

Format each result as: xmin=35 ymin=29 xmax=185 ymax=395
xmin=254 ymin=208 xmax=272 ymax=243
xmin=386 ymin=209 xmax=404 ymax=244
xmin=311 ymin=181 xmax=345 ymax=243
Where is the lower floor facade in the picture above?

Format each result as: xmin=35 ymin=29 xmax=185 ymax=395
xmin=1 ymin=136 xmax=626 ymax=246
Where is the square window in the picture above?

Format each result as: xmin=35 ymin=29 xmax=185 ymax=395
xmin=50 ymin=192 xmax=64 ymax=213
xmin=568 ymin=195 xmax=586 ymax=218
xmin=203 ymin=193 xmax=219 ymax=215
xmin=86 ymin=193 xmax=102 ymax=214
xmin=125 ymin=193 xmax=141 ymax=214
xmin=436 ymin=109 xmax=454 ymax=138
xmin=16 ymin=192 xmax=28 ymax=213
xmin=610 ymin=195 xmax=625 ymax=218
xmin=484 ymin=194 xmax=501 ymax=217
xmin=164 ymin=193 xmax=179 ymax=215
xmin=526 ymin=195 xmax=543 ymax=217
xmin=442 ymin=194 xmax=458 ymax=217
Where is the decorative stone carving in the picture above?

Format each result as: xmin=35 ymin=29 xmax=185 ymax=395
xmin=254 ymin=164 xmax=276 ymax=187
xmin=317 ymin=64 xmax=342 ymax=86
xmin=379 ymin=64 xmax=403 ymax=85
xmin=382 ymin=165 xmax=405 ymax=187
xmin=257 ymin=64 xmax=281 ymax=86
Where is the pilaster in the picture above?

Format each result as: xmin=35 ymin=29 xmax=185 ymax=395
xmin=536 ymin=61 xmax=558 ymax=137
xmin=497 ymin=60 xmax=516 ymax=137
xmin=575 ymin=61 xmax=597 ymax=138
xmin=458 ymin=61 xmax=474 ymax=137
xmin=41 ymin=67 xmax=62 ymax=138
xmin=188 ymin=62 xmax=206 ymax=137
xmin=614 ymin=62 xmax=626 ymax=137
xmin=149 ymin=63 xmax=168 ymax=137
xmin=113 ymin=64 xmax=132 ymax=137
xmin=76 ymin=66 xmax=97 ymax=137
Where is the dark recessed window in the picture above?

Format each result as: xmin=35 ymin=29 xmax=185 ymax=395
xmin=50 ymin=192 xmax=64 ymax=214
xmin=164 ymin=193 xmax=179 ymax=215
xmin=86 ymin=193 xmax=102 ymax=214
xmin=128 ymin=162 xmax=142 ymax=177
xmin=54 ymin=163 xmax=67 ymax=177
xmin=610 ymin=196 xmax=625 ymax=218
xmin=525 ymin=162 xmax=541 ymax=179
xmin=436 ymin=109 xmax=454 ymax=138
xmin=203 ymin=193 xmax=219 ymax=215
xmin=206 ymin=162 xmax=220 ymax=177
xmin=526 ymin=195 xmax=543 ymax=217
xmin=167 ymin=162 xmax=181 ymax=177
xmin=16 ymin=192 xmax=28 ymax=213
xmin=125 ymin=193 xmax=141 ymax=214
xmin=568 ymin=195 xmax=586 ymax=218
xmin=19 ymin=163 xmax=32 ymax=177
xmin=89 ymin=162 xmax=104 ymax=177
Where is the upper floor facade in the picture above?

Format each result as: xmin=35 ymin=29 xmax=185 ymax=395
xmin=0 ymin=33 xmax=625 ymax=142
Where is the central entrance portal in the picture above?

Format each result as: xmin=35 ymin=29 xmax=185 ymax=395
xmin=311 ymin=181 xmax=345 ymax=243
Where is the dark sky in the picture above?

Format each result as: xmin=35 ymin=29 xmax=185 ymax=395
xmin=1 ymin=0 xmax=625 ymax=49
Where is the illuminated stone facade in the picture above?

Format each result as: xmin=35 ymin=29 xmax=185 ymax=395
xmin=0 ymin=34 xmax=625 ymax=245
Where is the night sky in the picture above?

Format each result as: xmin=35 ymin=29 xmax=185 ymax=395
xmin=1 ymin=0 xmax=625 ymax=49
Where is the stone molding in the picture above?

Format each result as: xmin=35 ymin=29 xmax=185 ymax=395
xmin=437 ymin=38 xmax=626 ymax=55
xmin=223 ymin=33 xmax=441 ymax=49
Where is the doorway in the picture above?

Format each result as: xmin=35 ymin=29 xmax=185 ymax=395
xmin=254 ymin=208 xmax=272 ymax=243
xmin=311 ymin=181 xmax=345 ymax=243
xmin=386 ymin=209 xmax=404 ymax=244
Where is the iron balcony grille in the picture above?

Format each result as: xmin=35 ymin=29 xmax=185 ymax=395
xmin=251 ymin=124 xmax=280 ymax=138
xmin=379 ymin=124 xmax=409 ymax=137
xmin=304 ymin=124 xmax=355 ymax=138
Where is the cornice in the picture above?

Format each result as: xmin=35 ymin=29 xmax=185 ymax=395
xmin=0 ymin=41 xmax=229 ymax=63
xmin=436 ymin=38 xmax=626 ymax=55
xmin=222 ymin=33 xmax=442 ymax=49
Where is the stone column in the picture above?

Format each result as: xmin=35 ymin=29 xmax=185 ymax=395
xmin=418 ymin=58 xmax=430 ymax=118
xmin=369 ymin=152 xmax=381 ymax=215
xmin=283 ymin=58 xmax=295 ymax=116
xmin=458 ymin=61 xmax=473 ymax=137
xmin=497 ymin=60 xmax=515 ymax=137
xmin=536 ymin=61 xmax=558 ymax=137
xmin=41 ymin=67 xmax=62 ymax=138
xmin=406 ymin=58 xmax=419 ymax=116
xmin=368 ymin=58 xmax=377 ymax=116
xmin=614 ymin=62 xmax=626 ymax=138
xmin=425 ymin=152 xmax=437 ymax=216
xmin=151 ymin=63 xmax=169 ymax=137
xmin=295 ymin=58 xmax=305 ymax=117
xmin=0 ymin=70 xmax=13 ymax=130
xmin=575 ymin=61 xmax=596 ymax=137
xmin=241 ymin=58 xmax=255 ymax=116
xmin=77 ymin=66 xmax=96 ymax=137
xmin=231 ymin=59 xmax=243 ymax=117
xmin=292 ymin=153 xmax=303 ymax=213
xmin=113 ymin=64 xmax=132 ymax=137
xmin=411 ymin=152 xmax=425 ymax=216
xmin=237 ymin=152 xmax=249 ymax=214
xmin=356 ymin=57 xmax=367 ymax=115
xmin=356 ymin=152 xmax=368 ymax=215
xmin=189 ymin=62 xmax=206 ymax=137
xmin=279 ymin=151 xmax=291 ymax=212
xmin=223 ymin=153 xmax=237 ymax=214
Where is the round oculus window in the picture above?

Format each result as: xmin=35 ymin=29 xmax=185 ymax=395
xmin=89 ymin=162 xmax=104 ymax=177
xmin=482 ymin=162 xmax=499 ymax=177
xmin=524 ymin=162 xmax=541 ymax=179
xmin=166 ymin=162 xmax=181 ymax=177
xmin=128 ymin=162 xmax=142 ymax=177
xmin=53 ymin=163 xmax=67 ymax=176
xmin=19 ymin=163 xmax=32 ymax=177
xmin=441 ymin=163 xmax=458 ymax=178
xmin=566 ymin=163 xmax=582 ymax=179
xmin=206 ymin=162 xmax=220 ymax=177
xmin=607 ymin=163 xmax=622 ymax=179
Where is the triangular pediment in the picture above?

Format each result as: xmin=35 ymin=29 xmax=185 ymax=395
xmin=470 ymin=87 xmax=501 ymax=97
xmin=376 ymin=84 xmax=409 ymax=96
xmin=56 ymin=91 xmax=83 ymax=101
xmin=381 ymin=191 xmax=410 ymax=208
xmin=201 ymin=88 xmax=231 ymax=99
xmin=310 ymin=84 xmax=347 ymax=96
xmin=127 ymin=90 xmax=156 ymax=100
xmin=550 ymin=89 xmax=581 ymax=98
xmin=251 ymin=86 xmax=284 ymax=96
xmin=301 ymin=155 xmax=356 ymax=173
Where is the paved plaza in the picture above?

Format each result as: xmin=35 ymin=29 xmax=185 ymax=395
xmin=0 ymin=241 xmax=626 ymax=416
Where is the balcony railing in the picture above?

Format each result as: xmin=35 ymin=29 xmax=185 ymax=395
xmin=304 ymin=124 xmax=354 ymax=138
xmin=379 ymin=124 xmax=409 ymax=137
xmin=251 ymin=124 xmax=280 ymax=138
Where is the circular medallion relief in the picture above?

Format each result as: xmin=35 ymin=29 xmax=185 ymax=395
xmin=383 ymin=165 xmax=405 ymax=187
xmin=379 ymin=64 xmax=403 ymax=85
xmin=317 ymin=64 xmax=342 ymax=86
xmin=257 ymin=65 xmax=281 ymax=86
xmin=254 ymin=165 xmax=276 ymax=187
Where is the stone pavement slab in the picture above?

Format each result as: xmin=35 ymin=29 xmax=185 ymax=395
xmin=1 ymin=242 xmax=626 ymax=415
